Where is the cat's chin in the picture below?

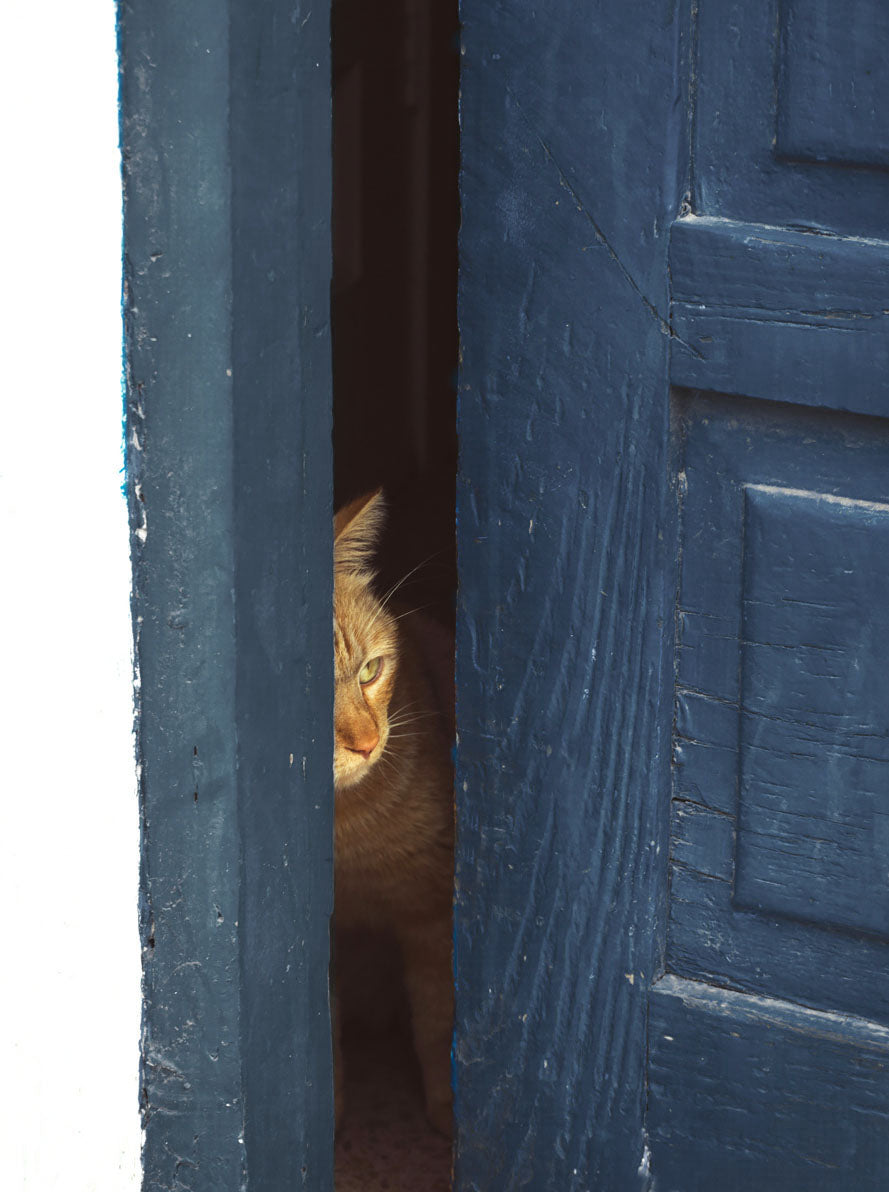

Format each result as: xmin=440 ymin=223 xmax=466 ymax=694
xmin=334 ymin=757 xmax=379 ymax=792
xmin=333 ymin=729 xmax=390 ymax=792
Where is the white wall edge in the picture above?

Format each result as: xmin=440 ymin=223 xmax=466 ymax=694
xmin=0 ymin=2 xmax=142 ymax=1186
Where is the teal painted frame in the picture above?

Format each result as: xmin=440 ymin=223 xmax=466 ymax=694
xmin=119 ymin=2 xmax=334 ymax=1186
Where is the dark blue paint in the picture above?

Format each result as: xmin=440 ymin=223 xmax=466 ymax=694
xmin=460 ymin=0 xmax=889 ymax=1187
xmin=670 ymin=217 xmax=889 ymax=417
xmin=120 ymin=1 xmax=333 ymax=1188
xmin=668 ymin=394 xmax=889 ymax=1033
xmin=457 ymin=1 xmax=684 ymax=1187
xmin=649 ymin=975 xmax=889 ymax=1192
xmin=694 ymin=0 xmax=889 ymax=239
xmin=777 ymin=0 xmax=889 ymax=168
xmin=737 ymin=485 xmax=889 ymax=938
xmin=657 ymin=4 xmax=889 ymax=1156
xmin=118 ymin=0 xmax=889 ymax=1184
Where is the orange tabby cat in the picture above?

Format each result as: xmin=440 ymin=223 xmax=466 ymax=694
xmin=333 ymin=489 xmax=454 ymax=1135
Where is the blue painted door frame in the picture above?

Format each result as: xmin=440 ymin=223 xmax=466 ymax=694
xmin=458 ymin=1 xmax=889 ymax=1189
xmin=120 ymin=2 xmax=334 ymax=1187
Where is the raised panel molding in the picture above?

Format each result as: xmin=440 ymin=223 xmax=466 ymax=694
xmin=735 ymin=484 xmax=889 ymax=939
xmin=693 ymin=0 xmax=889 ymax=238
xmin=668 ymin=395 xmax=889 ymax=1026
xmin=777 ymin=0 xmax=889 ymax=169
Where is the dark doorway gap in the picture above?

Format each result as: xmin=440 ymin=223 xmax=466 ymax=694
xmin=332 ymin=0 xmax=459 ymax=629
xmin=331 ymin=2 xmax=459 ymax=1188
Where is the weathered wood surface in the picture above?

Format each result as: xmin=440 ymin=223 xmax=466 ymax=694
xmin=458 ymin=1 xmax=889 ymax=1186
xmin=693 ymin=0 xmax=889 ymax=239
xmin=120 ymin=1 xmax=334 ymax=1187
xmin=670 ymin=217 xmax=889 ymax=416
xmin=456 ymin=2 xmax=686 ymax=1186
xmin=736 ymin=484 xmax=889 ymax=939
xmin=659 ymin=395 xmax=889 ymax=1192
xmin=777 ymin=0 xmax=889 ymax=169
xmin=648 ymin=975 xmax=889 ymax=1192
xmin=669 ymin=393 xmax=889 ymax=1028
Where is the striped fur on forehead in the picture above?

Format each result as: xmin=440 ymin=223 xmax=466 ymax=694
xmin=334 ymin=571 xmax=399 ymax=675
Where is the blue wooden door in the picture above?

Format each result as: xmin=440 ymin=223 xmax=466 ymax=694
xmin=458 ymin=1 xmax=889 ymax=1188
xmin=651 ymin=3 xmax=889 ymax=1186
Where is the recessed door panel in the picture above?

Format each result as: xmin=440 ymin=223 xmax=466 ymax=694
xmin=777 ymin=0 xmax=889 ymax=169
xmin=694 ymin=0 xmax=889 ymax=238
xmin=655 ymin=391 xmax=889 ymax=1188
xmin=736 ymin=484 xmax=889 ymax=940
xmin=669 ymin=394 xmax=889 ymax=1026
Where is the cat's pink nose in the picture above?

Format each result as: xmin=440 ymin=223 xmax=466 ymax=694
xmin=348 ymin=734 xmax=379 ymax=761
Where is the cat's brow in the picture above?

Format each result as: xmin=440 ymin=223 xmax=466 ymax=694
xmin=335 ymin=620 xmax=373 ymax=670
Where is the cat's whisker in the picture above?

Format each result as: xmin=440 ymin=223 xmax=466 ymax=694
xmin=365 ymin=549 xmax=448 ymax=632
xmin=378 ymin=553 xmax=440 ymax=606
xmin=377 ymin=748 xmax=407 ymax=766
xmin=374 ymin=754 xmax=408 ymax=782
xmin=387 ymin=712 xmax=439 ymax=727
xmin=386 ymin=724 xmax=435 ymax=738
xmin=385 ymin=704 xmax=440 ymax=727
xmin=388 ymin=700 xmax=434 ymax=716
xmin=391 ymin=604 xmax=431 ymax=622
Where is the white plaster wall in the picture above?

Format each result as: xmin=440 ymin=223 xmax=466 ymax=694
xmin=0 ymin=3 xmax=141 ymax=1187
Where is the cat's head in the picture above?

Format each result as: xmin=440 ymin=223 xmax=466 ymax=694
xmin=333 ymin=490 xmax=399 ymax=790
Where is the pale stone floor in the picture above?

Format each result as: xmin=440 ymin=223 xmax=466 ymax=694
xmin=335 ymin=1026 xmax=451 ymax=1191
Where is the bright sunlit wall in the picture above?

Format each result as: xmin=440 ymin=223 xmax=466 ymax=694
xmin=0 ymin=2 xmax=141 ymax=1187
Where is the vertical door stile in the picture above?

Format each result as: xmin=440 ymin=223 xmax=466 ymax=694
xmin=120 ymin=1 xmax=334 ymax=1187
xmin=456 ymin=3 xmax=684 ymax=1186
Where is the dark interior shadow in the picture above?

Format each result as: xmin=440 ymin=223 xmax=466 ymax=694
xmin=332 ymin=0 xmax=459 ymax=1184
xmin=333 ymin=0 xmax=458 ymax=630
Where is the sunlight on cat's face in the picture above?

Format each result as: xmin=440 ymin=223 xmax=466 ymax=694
xmin=333 ymin=572 xmax=399 ymax=790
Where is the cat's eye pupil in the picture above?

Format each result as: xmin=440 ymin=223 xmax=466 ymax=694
xmin=359 ymin=657 xmax=381 ymax=684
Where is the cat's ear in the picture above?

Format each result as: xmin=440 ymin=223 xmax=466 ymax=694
xmin=334 ymin=488 xmax=385 ymax=575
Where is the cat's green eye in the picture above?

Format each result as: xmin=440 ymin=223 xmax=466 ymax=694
xmin=358 ymin=656 xmax=382 ymax=685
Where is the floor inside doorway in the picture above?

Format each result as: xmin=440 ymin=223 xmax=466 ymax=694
xmin=334 ymin=1025 xmax=451 ymax=1191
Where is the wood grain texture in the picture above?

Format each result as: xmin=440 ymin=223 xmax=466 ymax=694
xmin=649 ymin=974 xmax=889 ymax=1192
xmin=669 ymin=216 xmax=889 ymax=415
xmin=456 ymin=2 xmax=687 ymax=1186
xmin=736 ymin=485 xmax=889 ymax=939
xmin=121 ymin=2 xmax=334 ymax=1187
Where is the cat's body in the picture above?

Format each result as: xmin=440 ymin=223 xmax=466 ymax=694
xmin=333 ymin=490 xmax=454 ymax=1135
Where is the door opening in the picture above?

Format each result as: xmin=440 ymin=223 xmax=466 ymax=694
xmin=331 ymin=1 xmax=459 ymax=1185
xmin=333 ymin=0 xmax=458 ymax=628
